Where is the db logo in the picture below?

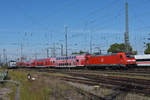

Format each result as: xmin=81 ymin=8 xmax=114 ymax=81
xmin=101 ymin=58 xmax=104 ymax=62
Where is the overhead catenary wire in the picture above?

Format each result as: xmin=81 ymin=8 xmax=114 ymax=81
xmin=81 ymin=0 xmax=119 ymax=25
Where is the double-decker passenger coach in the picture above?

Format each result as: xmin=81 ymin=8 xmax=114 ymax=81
xmin=55 ymin=55 xmax=88 ymax=68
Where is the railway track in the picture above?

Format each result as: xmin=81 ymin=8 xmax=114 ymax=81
xmin=59 ymin=75 xmax=150 ymax=99
xmin=34 ymin=68 xmax=150 ymax=97
xmin=63 ymin=72 xmax=150 ymax=95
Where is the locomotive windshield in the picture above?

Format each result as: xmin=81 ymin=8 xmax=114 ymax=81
xmin=126 ymin=55 xmax=134 ymax=58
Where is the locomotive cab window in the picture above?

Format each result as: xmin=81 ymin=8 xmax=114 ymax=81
xmin=76 ymin=59 xmax=79 ymax=62
xmin=126 ymin=55 xmax=134 ymax=58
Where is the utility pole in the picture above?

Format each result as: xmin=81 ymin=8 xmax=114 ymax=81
xmin=50 ymin=43 xmax=56 ymax=57
xmin=20 ymin=42 xmax=23 ymax=62
xmin=65 ymin=26 xmax=68 ymax=58
xmin=34 ymin=52 xmax=38 ymax=60
xmin=90 ymin=39 xmax=92 ymax=54
xmin=61 ymin=44 xmax=63 ymax=56
xmin=53 ymin=43 xmax=56 ymax=57
xmin=3 ymin=49 xmax=6 ymax=66
xmin=124 ymin=2 xmax=130 ymax=54
xmin=0 ymin=54 xmax=1 ymax=66
xmin=6 ymin=55 xmax=7 ymax=66
xmin=65 ymin=25 xmax=68 ymax=68
xmin=46 ymin=48 xmax=49 ymax=58
xmin=90 ymin=31 xmax=92 ymax=54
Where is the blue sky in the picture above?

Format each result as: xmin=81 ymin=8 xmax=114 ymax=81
xmin=0 ymin=0 xmax=150 ymax=60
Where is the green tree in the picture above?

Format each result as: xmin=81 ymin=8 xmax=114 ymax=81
xmin=107 ymin=43 xmax=137 ymax=54
xmin=144 ymin=43 xmax=150 ymax=54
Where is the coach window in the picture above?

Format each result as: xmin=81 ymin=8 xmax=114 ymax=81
xmin=76 ymin=59 xmax=79 ymax=62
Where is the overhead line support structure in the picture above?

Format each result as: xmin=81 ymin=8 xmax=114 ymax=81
xmin=124 ymin=2 xmax=130 ymax=54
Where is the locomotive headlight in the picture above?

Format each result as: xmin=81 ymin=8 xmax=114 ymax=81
xmin=127 ymin=60 xmax=136 ymax=62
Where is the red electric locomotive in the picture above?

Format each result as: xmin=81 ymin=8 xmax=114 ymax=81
xmin=86 ymin=53 xmax=136 ymax=69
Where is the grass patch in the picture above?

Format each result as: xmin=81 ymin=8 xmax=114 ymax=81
xmin=7 ymin=69 xmax=89 ymax=100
